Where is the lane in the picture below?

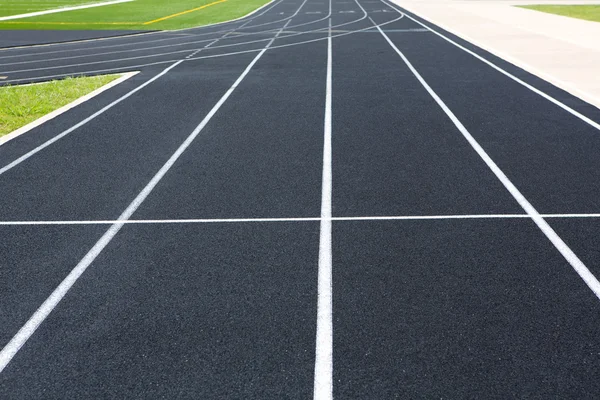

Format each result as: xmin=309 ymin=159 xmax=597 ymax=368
xmin=0 ymin=223 xmax=319 ymax=398
xmin=333 ymin=220 xmax=600 ymax=398
xmin=133 ymin=36 xmax=328 ymax=220
xmin=331 ymin=14 xmax=521 ymax=216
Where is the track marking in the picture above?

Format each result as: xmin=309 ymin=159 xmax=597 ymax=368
xmin=382 ymin=0 xmax=600 ymax=132
xmin=0 ymin=0 xmax=134 ymax=21
xmin=371 ymin=17 xmax=600 ymax=301
xmin=5 ymin=213 xmax=600 ymax=226
xmin=143 ymin=0 xmax=227 ymax=25
xmin=314 ymin=13 xmax=333 ymax=400
xmin=0 ymin=71 xmax=139 ymax=148
xmin=0 ymin=21 xmax=290 ymax=374
xmin=0 ymin=217 xmax=321 ymax=226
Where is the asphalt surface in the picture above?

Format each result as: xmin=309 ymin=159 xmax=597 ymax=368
xmin=0 ymin=30 xmax=153 ymax=49
xmin=1 ymin=0 xmax=600 ymax=398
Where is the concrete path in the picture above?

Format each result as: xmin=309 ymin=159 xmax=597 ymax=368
xmin=390 ymin=0 xmax=600 ymax=108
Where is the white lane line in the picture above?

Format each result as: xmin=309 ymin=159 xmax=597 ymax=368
xmin=335 ymin=214 xmax=528 ymax=221
xmin=0 ymin=0 xmax=134 ymax=21
xmin=543 ymin=214 xmax=600 ymax=218
xmin=0 ymin=23 xmax=289 ymax=374
xmin=0 ymin=71 xmax=139 ymax=148
xmin=314 ymin=15 xmax=333 ymax=400
xmin=7 ymin=213 xmax=600 ymax=226
xmin=371 ymin=18 xmax=600 ymax=301
xmin=382 ymin=0 xmax=600 ymax=133
xmin=0 ymin=217 xmax=321 ymax=225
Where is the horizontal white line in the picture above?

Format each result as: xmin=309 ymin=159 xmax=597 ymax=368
xmin=2 ymin=213 xmax=600 ymax=225
xmin=0 ymin=0 xmax=134 ymax=22
xmin=0 ymin=217 xmax=321 ymax=226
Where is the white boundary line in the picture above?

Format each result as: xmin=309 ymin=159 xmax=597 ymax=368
xmin=5 ymin=213 xmax=600 ymax=225
xmin=0 ymin=21 xmax=290 ymax=374
xmin=0 ymin=0 xmax=134 ymax=22
xmin=0 ymin=71 xmax=138 ymax=147
xmin=383 ymin=0 xmax=600 ymax=131
xmin=371 ymin=17 xmax=600 ymax=301
xmin=314 ymin=14 xmax=333 ymax=400
xmin=0 ymin=217 xmax=320 ymax=226
xmin=4 ymin=213 xmax=600 ymax=226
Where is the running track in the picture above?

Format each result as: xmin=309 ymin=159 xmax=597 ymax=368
xmin=1 ymin=0 xmax=600 ymax=397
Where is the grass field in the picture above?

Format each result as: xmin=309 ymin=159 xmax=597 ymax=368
xmin=0 ymin=0 xmax=271 ymax=30
xmin=519 ymin=5 xmax=600 ymax=23
xmin=0 ymin=74 xmax=121 ymax=137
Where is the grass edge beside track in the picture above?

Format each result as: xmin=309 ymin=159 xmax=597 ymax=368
xmin=0 ymin=74 xmax=123 ymax=137
xmin=518 ymin=5 xmax=600 ymax=23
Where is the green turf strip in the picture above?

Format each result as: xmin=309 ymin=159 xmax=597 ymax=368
xmin=0 ymin=74 xmax=121 ymax=137
xmin=519 ymin=5 xmax=600 ymax=23
xmin=0 ymin=0 xmax=272 ymax=30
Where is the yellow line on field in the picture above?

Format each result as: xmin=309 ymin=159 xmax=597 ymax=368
xmin=143 ymin=0 xmax=227 ymax=25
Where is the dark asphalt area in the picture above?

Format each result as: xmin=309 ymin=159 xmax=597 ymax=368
xmin=1 ymin=0 xmax=600 ymax=398
xmin=0 ymin=30 xmax=154 ymax=49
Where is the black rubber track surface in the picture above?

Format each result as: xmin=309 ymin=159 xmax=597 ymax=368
xmin=1 ymin=0 xmax=600 ymax=398
xmin=0 ymin=30 xmax=153 ymax=49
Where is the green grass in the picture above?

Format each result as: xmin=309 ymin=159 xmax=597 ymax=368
xmin=0 ymin=74 xmax=121 ymax=137
xmin=0 ymin=0 xmax=272 ymax=30
xmin=519 ymin=5 xmax=600 ymax=23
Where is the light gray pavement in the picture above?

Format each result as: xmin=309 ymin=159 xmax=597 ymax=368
xmin=390 ymin=0 xmax=600 ymax=109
